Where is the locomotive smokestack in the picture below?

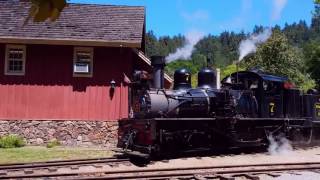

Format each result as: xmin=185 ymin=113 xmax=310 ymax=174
xmin=151 ymin=56 xmax=166 ymax=89
xmin=206 ymin=57 xmax=211 ymax=67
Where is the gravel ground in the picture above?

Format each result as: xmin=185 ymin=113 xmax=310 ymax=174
xmin=6 ymin=146 xmax=320 ymax=179
xmin=118 ymin=147 xmax=320 ymax=169
xmin=113 ymin=147 xmax=320 ymax=179
xmin=260 ymin=171 xmax=320 ymax=180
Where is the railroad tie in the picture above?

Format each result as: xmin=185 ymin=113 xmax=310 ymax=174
xmin=215 ymin=174 xmax=235 ymax=180
xmin=24 ymin=170 xmax=34 ymax=174
xmin=309 ymin=169 xmax=320 ymax=174
xmin=93 ymin=165 xmax=103 ymax=168
xmin=287 ymin=171 xmax=302 ymax=175
xmin=70 ymin=166 xmax=79 ymax=170
xmin=48 ymin=168 xmax=58 ymax=172
xmin=193 ymin=174 xmax=207 ymax=180
xmin=235 ymin=173 xmax=260 ymax=180
xmin=263 ymin=172 xmax=281 ymax=177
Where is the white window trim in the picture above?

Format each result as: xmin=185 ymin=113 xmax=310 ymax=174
xmin=73 ymin=47 xmax=94 ymax=78
xmin=5 ymin=44 xmax=26 ymax=76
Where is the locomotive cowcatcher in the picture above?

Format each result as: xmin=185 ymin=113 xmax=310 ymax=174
xmin=118 ymin=56 xmax=320 ymax=158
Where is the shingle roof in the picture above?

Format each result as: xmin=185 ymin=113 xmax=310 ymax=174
xmin=0 ymin=1 xmax=145 ymax=47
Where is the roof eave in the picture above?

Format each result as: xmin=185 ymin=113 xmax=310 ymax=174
xmin=132 ymin=48 xmax=174 ymax=83
xmin=0 ymin=37 xmax=142 ymax=48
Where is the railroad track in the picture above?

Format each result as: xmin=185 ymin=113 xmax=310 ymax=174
xmin=0 ymin=157 xmax=129 ymax=170
xmin=1 ymin=160 xmax=320 ymax=179
xmin=0 ymin=156 xmax=131 ymax=179
xmin=76 ymin=161 xmax=320 ymax=179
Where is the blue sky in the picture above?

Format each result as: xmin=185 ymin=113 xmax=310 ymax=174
xmin=70 ymin=0 xmax=316 ymax=37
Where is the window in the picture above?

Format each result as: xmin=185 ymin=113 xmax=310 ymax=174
xmin=73 ymin=47 xmax=93 ymax=77
xmin=5 ymin=45 xmax=26 ymax=75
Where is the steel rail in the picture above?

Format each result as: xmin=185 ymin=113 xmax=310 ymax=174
xmin=87 ymin=163 xmax=320 ymax=179
xmin=2 ymin=161 xmax=320 ymax=179
xmin=0 ymin=157 xmax=119 ymax=167
xmin=0 ymin=157 xmax=128 ymax=170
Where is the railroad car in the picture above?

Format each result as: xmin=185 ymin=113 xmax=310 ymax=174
xmin=118 ymin=56 xmax=320 ymax=158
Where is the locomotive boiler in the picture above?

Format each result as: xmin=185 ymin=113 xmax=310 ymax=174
xmin=118 ymin=56 xmax=320 ymax=158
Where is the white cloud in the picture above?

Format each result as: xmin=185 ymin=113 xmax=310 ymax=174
xmin=219 ymin=0 xmax=252 ymax=31
xmin=271 ymin=0 xmax=288 ymax=21
xmin=181 ymin=10 xmax=209 ymax=22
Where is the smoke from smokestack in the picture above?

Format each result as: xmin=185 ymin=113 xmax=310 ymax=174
xmin=238 ymin=28 xmax=272 ymax=61
xmin=267 ymin=134 xmax=293 ymax=155
xmin=272 ymin=0 xmax=288 ymax=21
xmin=166 ymin=31 xmax=204 ymax=62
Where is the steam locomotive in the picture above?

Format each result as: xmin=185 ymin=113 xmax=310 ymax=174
xmin=118 ymin=56 xmax=320 ymax=158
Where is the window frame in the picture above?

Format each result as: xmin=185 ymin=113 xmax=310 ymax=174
xmin=73 ymin=47 xmax=94 ymax=78
xmin=5 ymin=44 xmax=26 ymax=76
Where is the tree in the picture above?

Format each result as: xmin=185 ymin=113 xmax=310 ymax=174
xmin=304 ymin=41 xmax=320 ymax=89
xmin=220 ymin=64 xmax=245 ymax=80
xmin=253 ymin=25 xmax=264 ymax=34
xmin=283 ymin=20 xmax=310 ymax=45
xmin=243 ymin=31 xmax=315 ymax=90
xmin=191 ymin=53 xmax=207 ymax=67
xmin=311 ymin=0 xmax=320 ymax=35
xmin=145 ymin=31 xmax=160 ymax=57
xmin=26 ymin=0 xmax=67 ymax=22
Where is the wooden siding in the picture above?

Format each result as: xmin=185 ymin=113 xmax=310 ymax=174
xmin=0 ymin=44 xmax=132 ymax=121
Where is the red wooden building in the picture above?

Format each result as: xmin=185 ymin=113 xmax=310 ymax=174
xmin=0 ymin=1 xmax=172 ymax=122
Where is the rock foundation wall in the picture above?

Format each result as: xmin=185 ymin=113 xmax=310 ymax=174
xmin=0 ymin=120 xmax=118 ymax=148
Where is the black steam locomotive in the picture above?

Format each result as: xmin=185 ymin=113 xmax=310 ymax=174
xmin=118 ymin=56 xmax=320 ymax=158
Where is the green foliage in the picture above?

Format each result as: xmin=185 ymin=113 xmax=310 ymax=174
xmin=297 ymin=73 xmax=316 ymax=92
xmin=311 ymin=2 xmax=320 ymax=35
xmin=166 ymin=60 xmax=200 ymax=77
xmin=0 ymin=135 xmax=26 ymax=148
xmin=304 ymin=41 xmax=320 ymax=89
xmin=220 ymin=64 xmax=245 ymax=80
xmin=46 ymin=139 xmax=61 ymax=148
xmin=191 ymin=74 xmax=198 ymax=88
xmin=0 ymin=146 xmax=113 ymax=164
xmin=191 ymin=53 xmax=207 ymax=67
xmin=194 ymin=32 xmax=246 ymax=67
xmin=243 ymin=31 xmax=315 ymax=90
xmin=25 ymin=0 xmax=67 ymax=23
xmin=146 ymin=31 xmax=185 ymax=57
xmin=282 ymin=20 xmax=311 ymax=46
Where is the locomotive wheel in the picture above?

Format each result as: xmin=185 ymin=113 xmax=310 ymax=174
xmin=290 ymin=128 xmax=313 ymax=146
xmin=129 ymin=156 xmax=150 ymax=166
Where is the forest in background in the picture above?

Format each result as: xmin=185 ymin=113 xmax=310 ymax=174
xmin=145 ymin=2 xmax=320 ymax=90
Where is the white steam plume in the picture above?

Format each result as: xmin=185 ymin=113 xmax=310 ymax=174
xmin=238 ymin=28 xmax=272 ymax=61
xmin=166 ymin=31 xmax=204 ymax=62
xmin=268 ymin=134 xmax=293 ymax=155
xmin=272 ymin=0 xmax=288 ymax=21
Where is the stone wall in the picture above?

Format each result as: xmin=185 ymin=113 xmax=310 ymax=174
xmin=0 ymin=120 xmax=118 ymax=148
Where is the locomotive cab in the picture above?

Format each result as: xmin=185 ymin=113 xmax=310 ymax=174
xmin=223 ymin=71 xmax=288 ymax=118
